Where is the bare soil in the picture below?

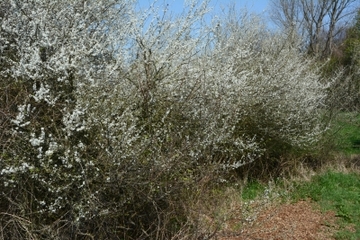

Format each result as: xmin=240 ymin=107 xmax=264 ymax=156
xmin=217 ymin=200 xmax=338 ymax=240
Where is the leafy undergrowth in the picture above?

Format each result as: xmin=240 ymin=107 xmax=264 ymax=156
xmin=241 ymin=180 xmax=267 ymax=201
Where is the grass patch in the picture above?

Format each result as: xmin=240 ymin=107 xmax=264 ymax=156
xmin=293 ymin=171 xmax=360 ymax=239
xmin=332 ymin=112 xmax=360 ymax=155
xmin=241 ymin=180 xmax=266 ymax=200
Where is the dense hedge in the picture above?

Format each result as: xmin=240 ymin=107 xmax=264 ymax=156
xmin=0 ymin=1 xmax=331 ymax=239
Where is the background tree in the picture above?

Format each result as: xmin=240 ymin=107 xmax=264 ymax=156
xmin=326 ymin=8 xmax=360 ymax=110
xmin=270 ymin=0 xmax=359 ymax=58
xmin=342 ymin=9 xmax=360 ymax=68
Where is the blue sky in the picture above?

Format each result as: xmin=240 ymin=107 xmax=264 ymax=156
xmin=212 ymin=0 xmax=270 ymax=14
xmin=136 ymin=0 xmax=271 ymax=16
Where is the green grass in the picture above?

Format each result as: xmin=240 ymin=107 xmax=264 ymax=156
xmin=293 ymin=171 xmax=360 ymax=239
xmin=332 ymin=112 xmax=360 ymax=155
xmin=241 ymin=180 xmax=265 ymax=200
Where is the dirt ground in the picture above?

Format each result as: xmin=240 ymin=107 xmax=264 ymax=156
xmin=217 ymin=200 xmax=338 ymax=240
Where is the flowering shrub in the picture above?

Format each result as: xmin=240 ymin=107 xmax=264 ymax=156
xmin=0 ymin=0 xmax=330 ymax=239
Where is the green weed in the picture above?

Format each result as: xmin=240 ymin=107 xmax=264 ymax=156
xmin=241 ymin=181 xmax=266 ymax=200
